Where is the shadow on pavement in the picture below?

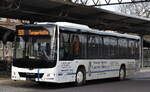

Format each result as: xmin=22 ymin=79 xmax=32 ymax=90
xmin=7 ymin=78 xmax=129 ymax=89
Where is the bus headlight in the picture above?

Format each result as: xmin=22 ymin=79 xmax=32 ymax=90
xmin=12 ymin=72 xmax=17 ymax=79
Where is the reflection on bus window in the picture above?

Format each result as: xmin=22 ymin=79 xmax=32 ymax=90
xmin=71 ymin=35 xmax=80 ymax=58
xmin=59 ymin=32 xmax=81 ymax=60
xmin=59 ymin=32 xmax=70 ymax=60
xmin=14 ymin=25 xmax=57 ymax=68
xmin=15 ymin=37 xmax=25 ymax=59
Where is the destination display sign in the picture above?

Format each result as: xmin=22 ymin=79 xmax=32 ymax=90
xmin=18 ymin=29 xmax=49 ymax=36
xmin=18 ymin=29 xmax=25 ymax=35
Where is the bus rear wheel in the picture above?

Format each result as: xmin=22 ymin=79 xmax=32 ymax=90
xmin=119 ymin=66 xmax=126 ymax=81
xmin=75 ymin=68 xmax=86 ymax=86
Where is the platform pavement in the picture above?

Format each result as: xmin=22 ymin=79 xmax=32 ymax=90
xmin=140 ymin=67 xmax=150 ymax=72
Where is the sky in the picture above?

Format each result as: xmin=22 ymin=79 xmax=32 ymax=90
xmin=101 ymin=5 xmax=118 ymax=11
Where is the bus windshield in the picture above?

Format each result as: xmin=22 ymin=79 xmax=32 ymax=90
xmin=13 ymin=25 xmax=57 ymax=68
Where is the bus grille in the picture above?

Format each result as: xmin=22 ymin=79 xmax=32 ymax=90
xmin=19 ymin=72 xmax=44 ymax=78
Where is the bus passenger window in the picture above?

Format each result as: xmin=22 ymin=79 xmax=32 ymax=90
xmin=59 ymin=32 xmax=72 ymax=60
xmin=87 ymin=35 xmax=98 ymax=59
xmin=71 ymin=35 xmax=80 ymax=58
xmin=59 ymin=33 xmax=65 ymax=60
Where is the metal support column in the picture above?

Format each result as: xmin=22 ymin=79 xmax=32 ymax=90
xmin=140 ymin=35 xmax=144 ymax=68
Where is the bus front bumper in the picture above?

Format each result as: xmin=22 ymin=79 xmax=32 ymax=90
xmin=11 ymin=66 xmax=61 ymax=83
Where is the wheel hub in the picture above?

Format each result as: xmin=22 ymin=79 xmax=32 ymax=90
xmin=77 ymin=71 xmax=84 ymax=83
xmin=120 ymin=68 xmax=125 ymax=80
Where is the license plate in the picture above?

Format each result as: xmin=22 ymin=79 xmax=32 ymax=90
xmin=26 ymin=73 xmax=36 ymax=81
xmin=26 ymin=77 xmax=35 ymax=81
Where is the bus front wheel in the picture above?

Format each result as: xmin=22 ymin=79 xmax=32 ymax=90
xmin=75 ymin=68 xmax=86 ymax=86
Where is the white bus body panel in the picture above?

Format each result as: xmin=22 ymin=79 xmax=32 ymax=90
xmin=57 ymin=59 xmax=137 ymax=82
xmin=12 ymin=59 xmax=138 ymax=83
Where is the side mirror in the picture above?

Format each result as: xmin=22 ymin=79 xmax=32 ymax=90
xmin=3 ymin=30 xmax=15 ymax=44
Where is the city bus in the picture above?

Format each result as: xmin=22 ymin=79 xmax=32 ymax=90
xmin=11 ymin=22 xmax=140 ymax=86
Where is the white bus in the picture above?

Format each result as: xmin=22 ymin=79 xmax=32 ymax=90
xmin=12 ymin=22 xmax=140 ymax=85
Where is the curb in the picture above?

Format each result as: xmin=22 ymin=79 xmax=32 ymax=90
xmin=140 ymin=68 xmax=150 ymax=72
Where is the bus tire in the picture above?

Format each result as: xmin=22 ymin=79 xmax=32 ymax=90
xmin=119 ymin=65 xmax=126 ymax=81
xmin=75 ymin=68 xmax=86 ymax=86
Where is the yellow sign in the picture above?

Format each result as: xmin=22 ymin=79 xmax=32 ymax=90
xmin=18 ymin=30 xmax=25 ymax=35
xmin=29 ymin=30 xmax=49 ymax=35
xmin=18 ymin=29 xmax=49 ymax=36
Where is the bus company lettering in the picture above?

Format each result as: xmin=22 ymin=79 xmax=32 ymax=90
xmin=92 ymin=61 xmax=109 ymax=69
xmin=61 ymin=62 xmax=72 ymax=69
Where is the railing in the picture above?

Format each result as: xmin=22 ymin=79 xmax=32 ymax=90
xmin=70 ymin=0 xmax=150 ymax=6
xmin=0 ymin=0 xmax=21 ymax=9
xmin=0 ymin=0 xmax=150 ymax=9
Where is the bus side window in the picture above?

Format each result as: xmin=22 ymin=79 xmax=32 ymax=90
xmin=133 ymin=40 xmax=137 ymax=59
xmin=135 ymin=41 xmax=139 ymax=59
xmin=95 ymin=36 xmax=99 ymax=58
xmin=87 ymin=35 xmax=98 ymax=59
xmin=128 ymin=40 xmax=134 ymax=58
xmin=77 ymin=34 xmax=86 ymax=59
xmin=71 ymin=34 xmax=81 ymax=59
xmin=87 ymin=35 xmax=93 ymax=59
xmin=109 ymin=37 xmax=117 ymax=58
xmin=59 ymin=32 xmax=72 ymax=60
xmin=59 ymin=33 xmax=65 ymax=60
xmin=103 ymin=37 xmax=109 ymax=59
xmin=99 ymin=36 xmax=103 ymax=59
xmin=118 ymin=38 xmax=128 ymax=59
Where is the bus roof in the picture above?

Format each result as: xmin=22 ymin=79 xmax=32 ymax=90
xmin=20 ymin=22 xmax=140 ymax=40
xmin=54 ymin=22 xmax=140 ymax=40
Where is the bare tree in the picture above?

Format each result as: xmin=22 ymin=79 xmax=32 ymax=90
xmin=118 ymin=2 xmax=150 ymax=18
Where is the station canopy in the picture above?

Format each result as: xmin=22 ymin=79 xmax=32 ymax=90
xmin=0 ymin=0 xmax=150 ymax=35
